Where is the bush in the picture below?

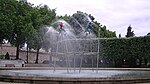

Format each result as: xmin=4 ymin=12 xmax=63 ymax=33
xmin=100 ymin=36 xmax=150 ymax=67
xmin=0 ymin=55 xmax=5 ymax=59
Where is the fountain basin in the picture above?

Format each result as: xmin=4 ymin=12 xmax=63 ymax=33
xmin=0 ymin=67 xmax=150 ymax=84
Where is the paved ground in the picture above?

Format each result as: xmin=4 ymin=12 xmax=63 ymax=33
xmin=0 ymin=82 xmax=150 ymax=84
xmin=0 ymin=82 xmax=29 ymax=84
xmin=136 ymin=83 xmax=150 ymax=84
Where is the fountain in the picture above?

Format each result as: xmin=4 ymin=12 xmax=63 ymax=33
xmin=44 ymin=18 xmax=98 ymax=73
xmin=0 ymin=13 xmax=150 ymax=84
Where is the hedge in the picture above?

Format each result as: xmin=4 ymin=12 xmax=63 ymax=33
xmin=99 ymin=36 xmax=150 ymax=67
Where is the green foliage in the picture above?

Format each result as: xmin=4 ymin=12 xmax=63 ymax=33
xmin=0 ymin=0 xmax=17 ymax=43
xmin=99 ymin=25 xmax=116 ymax=38
xmin=0 ymin=0 xmax=56 ymax=60
xmin=0 ymin=55 xmax=5 ymax=59
xmin=100 ymin=36 xmax=150 ymax=67
xmin=147 ymin=32 xmax=150 ymax=35
xmin=91 ymin=20 xmax=116 ymax=38
xmin=57 ymin=14 xmax=70 ymax=22
xmin=31 ymin=5 xmax=56 ymax=63
xmin=62 ymin=11 xmax=116 ymax=38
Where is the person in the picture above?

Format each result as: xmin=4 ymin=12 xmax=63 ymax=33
xmin=60 ymin=22 xmax=63 ymax=29
xmin=58 ymin=22 xmax=66 ymax=34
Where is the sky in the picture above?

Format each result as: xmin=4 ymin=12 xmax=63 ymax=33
xmin=27 ymin=0 xmax=150 ymax=37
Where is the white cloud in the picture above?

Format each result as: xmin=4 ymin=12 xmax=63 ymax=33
xmin=27 ymin=0 xmax=150 ymax=37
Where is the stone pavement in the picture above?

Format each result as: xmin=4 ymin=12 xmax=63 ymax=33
xmin=0 ymin=82 xmax=150 ymax=84
xmin=0 ymin=82 xmax=28 ymax=84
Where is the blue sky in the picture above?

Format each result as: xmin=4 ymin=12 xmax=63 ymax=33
xmin=27 ymin=0 xmax=150 ymax=37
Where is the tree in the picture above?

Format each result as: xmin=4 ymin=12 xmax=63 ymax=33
xmin=119 ymin=34 xmax=121 ymax=38
xmin=147 ymin=32 xmax=150 ymax=35
xmin=0 ymin=0 xmax=29 ymax=59
xmin=89 ymin=14 xmax=95 ymax=21
xmin=0 ymin=0 xmax=18 ymax=44
xmin=126 ymin=25 xmax=135 ymax=37
xmin=93 ymin=21 xmax=116 ymax=38
xmin=32 ymin=5 xmax=56 ymax=64
xmin=10 ymin=0 xmax=34 ymax=59
xmin=57 ymin=14 xmax=70 ymax=22
xmin=68 ymin=11 xmax=116 ymax=38
xmin=22 ymin=23 xmax=38 ymax=63
xmin=3 ymin=0 xmax=56 ymax=62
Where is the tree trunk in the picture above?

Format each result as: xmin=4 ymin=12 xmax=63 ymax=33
xmin=139 ymin=58 xmax=142 ymax=67
xmin=144 ymin=58 xmax=148 ymax=66
xmin=16 ymin=44 xmax=19 ymax=59
xmin=26 ymin=43 xmax=29 ymax=63
xmin=35 ymin=48 xmax=40 ymax=64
